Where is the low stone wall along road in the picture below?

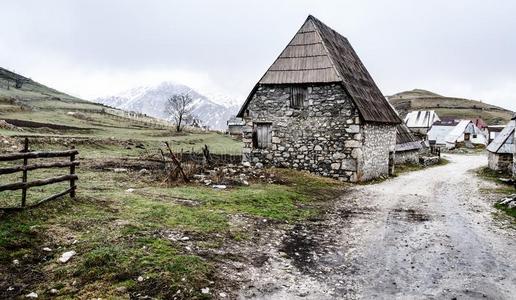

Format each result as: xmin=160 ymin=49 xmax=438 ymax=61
xmin=239 ymin=154 xmax=516 ymax=299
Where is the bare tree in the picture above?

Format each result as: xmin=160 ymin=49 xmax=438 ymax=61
xmin=166 ymin=92 xmax=193 ymax=132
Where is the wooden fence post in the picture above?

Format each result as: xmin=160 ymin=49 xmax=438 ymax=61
xmin=21 ymin=138 xmax=29 ymax=207
xmin=70 ymin=146 xmax=76 ymax=198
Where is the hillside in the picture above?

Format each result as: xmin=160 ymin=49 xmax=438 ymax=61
xmin=95 ymin=82 xmax=239 ymax=130
xmin=0 ymin=67 xmax=104 ymax=112
xmin=0 ymin=67 xmax=241 ymax=154
xmin=388 ymin=89 xmax=514 ymax=125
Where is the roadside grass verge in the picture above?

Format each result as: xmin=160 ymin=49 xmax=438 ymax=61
xmin=475 ymin=167 xmax=516 ymax=220
xmin=395 ymin=157 xmax=450 ymax=176
xmin=0 ymin=153 xmax=344 ymax=298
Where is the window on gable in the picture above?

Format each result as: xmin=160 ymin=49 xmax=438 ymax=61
xmin=252 ymin=123 xmax=272 ymax=149
xmin=290 ymin=86 xmax=307 ymax=109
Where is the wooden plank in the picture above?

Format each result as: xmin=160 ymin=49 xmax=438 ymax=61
xmin=0 ymin=186 xmax=75 ymax=211
xmin=33 ymin=186 xmax=75 ymax=208
xmin=70 ymin=146 xmax=76 ymax=198
xmin=0 ymin=149 xmax=79 ymax=161
xmin=0 ymin=161 xmax=80 ymax=175
xmin=21 ymin=138 xmax=29 ymax=207
xmin=0 ymin=174 xmax=78 ymax=192
xmin=164 ymin=141 xmax=189 ymax=183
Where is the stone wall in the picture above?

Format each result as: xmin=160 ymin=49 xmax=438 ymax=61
xmin=394 ymin=149 xmax=420 ymax=165
xmin=488 ymin=152 xmax=513 ymax=173
xmin=243 ymin=84 xmax=362 ymax=181
xmin=360 ymin=124 xmax=397 ymax=180
xmin=242 ymin=83 xmax=396 ymax=182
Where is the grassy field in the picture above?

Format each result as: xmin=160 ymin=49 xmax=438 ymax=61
xmin=0 ymin=143 xmax=344 ymax=299
xmin=0 ymin=87 xmax=241 ymax=157
xmin=1 ymin=68 xmax=305 ymax=298
xmin=1 ymin=67 xmax=242 ymax=154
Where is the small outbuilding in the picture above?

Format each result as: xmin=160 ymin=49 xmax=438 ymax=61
xmin=487 ymin=119 xmax=514 ymax=173
xmin=227 ymin=117 xmax=245 ymax=135
xmin=395 ymin=123 xmax=422 ymax=165
xmin=237 ymin=15 xmax=401 ymax=182
xmin=404 ymin=110 xmax=440 ymax=134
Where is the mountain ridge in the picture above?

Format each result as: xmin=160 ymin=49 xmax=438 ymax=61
xmin=94 ymin=82 xmax=239 ymax=130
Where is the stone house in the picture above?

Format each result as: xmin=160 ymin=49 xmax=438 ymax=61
xmin=444 ymin=120 xmax=487 ymax=149
xmin=236 ymin=15 xmax=401 ymax=182
xmin=486 ymin=118 xmax=514 ymax=173
xmin=395 ymin=123 xmax=422 ymax=165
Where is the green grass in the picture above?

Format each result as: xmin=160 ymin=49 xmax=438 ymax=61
xmin=494 ymin=203 xmax=516 ymax=219
xmin=475 ymin=167 xmax=516 ymax=220
xmin=0 ymin=78 xmax=241 ymax=156
xmin=0 ymin=76 xmax=343 ymax=297
xmin=476 ymin=167 xmax=515 ymax=195
xmin=0 ymin=144 xmax=343 ymax=298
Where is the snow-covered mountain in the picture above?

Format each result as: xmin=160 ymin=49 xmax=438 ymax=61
xmin=94 ymin=82 xmax=240 ymax=130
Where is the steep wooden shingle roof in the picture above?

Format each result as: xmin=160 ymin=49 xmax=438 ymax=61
xmin=238 ymin=15 xmax=401 ymax=124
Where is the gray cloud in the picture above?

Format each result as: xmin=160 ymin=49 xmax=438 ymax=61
xmin=1 ymin=0 xmax=515 ymax=110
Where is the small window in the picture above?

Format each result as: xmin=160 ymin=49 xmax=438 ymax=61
xmin=252 ymin=123 xmax=272 ymax=149
xmin=290 ymin=86 xmax=307 ymax=109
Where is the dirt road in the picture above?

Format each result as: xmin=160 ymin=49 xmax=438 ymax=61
xmin=239 ymin=154 xmax=516 ymax=299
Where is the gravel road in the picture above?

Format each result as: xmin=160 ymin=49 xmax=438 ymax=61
xmin=239 ymin=154 xmax=516 ymax=300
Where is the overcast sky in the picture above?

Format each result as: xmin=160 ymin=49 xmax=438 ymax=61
xmin=1 ymin=0 xmax=515 ymax=110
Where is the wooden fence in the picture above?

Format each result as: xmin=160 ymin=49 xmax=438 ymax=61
xmin=0 ymin=138 xmax=79 ymax=209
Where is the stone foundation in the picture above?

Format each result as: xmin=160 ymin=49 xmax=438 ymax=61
xmin=488 ymin=152 xmax=513 ymax=173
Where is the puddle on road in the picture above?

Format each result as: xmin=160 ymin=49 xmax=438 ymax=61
xmin=339 ymin=207 xmax=375 ymax=220
xmin=280 ymin=223 xmax=323 ymax=273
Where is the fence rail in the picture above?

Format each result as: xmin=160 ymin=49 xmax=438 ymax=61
xmin=0 ymin=138 xmax=79 ymax=209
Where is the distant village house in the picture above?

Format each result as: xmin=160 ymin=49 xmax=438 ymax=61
xmin=227 ymin=117 xmax=245 ymax=135
xmin=428 ymin=119 xmax=486 ymax=149
xmin=471 ymin=117 xmax=488 ymax=136
xmin=487 ymin=118 xmax=514 ymax=173
xmin=237 ymin=15 xmax=401 ymax=182
xmin=403 ymin=110 xmax=440 ymax=134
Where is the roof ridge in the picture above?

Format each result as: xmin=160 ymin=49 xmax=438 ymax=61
xmin=310 ymin=18 xmax=343 ymax=82
xmin=237 ymin=15 xmax=402 ymax=123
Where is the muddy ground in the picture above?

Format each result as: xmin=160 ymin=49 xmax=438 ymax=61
xmin=231 ymin=154 xmax=516 ymax=299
